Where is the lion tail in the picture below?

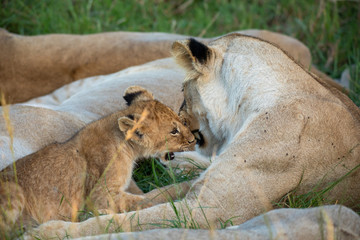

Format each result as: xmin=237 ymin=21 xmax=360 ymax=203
xmin=0 ymin=181 xmax=25 ymax=234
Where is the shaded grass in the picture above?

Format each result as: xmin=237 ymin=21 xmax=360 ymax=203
xmin=133 ymin=158 xmax=200 ymax=193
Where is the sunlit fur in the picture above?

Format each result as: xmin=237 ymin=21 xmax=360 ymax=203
xmin=0 ymin=86 xmax=195 ymax=232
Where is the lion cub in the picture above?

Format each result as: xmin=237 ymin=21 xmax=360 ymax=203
xmin=0 ymin=86 xmax=195 ymax=231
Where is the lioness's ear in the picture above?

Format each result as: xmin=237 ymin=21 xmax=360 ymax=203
xmin=123 ymin=86 xmax=154 ymax=106
xmin=171 ymin=38 xmax=211 ymax=74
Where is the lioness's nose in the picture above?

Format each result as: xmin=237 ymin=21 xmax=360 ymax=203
xmin=188 ymin=138 xmax=195 ymax=144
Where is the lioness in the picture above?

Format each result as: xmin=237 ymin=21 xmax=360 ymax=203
xmin=0 ymin=86 xmax=195 ymax=233
xmin=30 ymin=33 xmax=360 ymax=239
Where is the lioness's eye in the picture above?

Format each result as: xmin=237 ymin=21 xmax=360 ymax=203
xmin=171 ymin=128 xmax=179 ymax=135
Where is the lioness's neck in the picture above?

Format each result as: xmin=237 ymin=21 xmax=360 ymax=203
xmin=200 ymin=41 xmax=317 ymax=142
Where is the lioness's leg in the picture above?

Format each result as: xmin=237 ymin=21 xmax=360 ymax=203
xmin=141 ymin=181 xmax=193 ymax=204
xmin=108 ymin=181 xmax=193 ymax=212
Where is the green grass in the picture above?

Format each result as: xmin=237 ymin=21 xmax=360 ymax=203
xmin=133 ymin=158 xmax=200 ymax=193
xmin=1 ymin=0 xmax=359 ymax=80
xmin=1 ymin=0 xmax=360 ymax=237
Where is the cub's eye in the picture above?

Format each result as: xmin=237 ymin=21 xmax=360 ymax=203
xmin=182 ymin=120 xmax=188 ymax=126
xmin=170 ymin=128 xmax=179 ymax=135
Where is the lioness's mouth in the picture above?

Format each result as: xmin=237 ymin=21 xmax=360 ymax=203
xmin=192 ymin=130 xmax=204 ymax=146
xmin=164 ymin=152 xmax=175 ymax=161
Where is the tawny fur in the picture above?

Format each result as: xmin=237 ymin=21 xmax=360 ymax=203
xmin=0 ymin=86 xmax=195 ymax=232
xmin=29 ymin=33 xmax=360 ymax=240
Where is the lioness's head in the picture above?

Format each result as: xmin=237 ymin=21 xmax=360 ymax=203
xmin=118 ymin=86 xmax=195 ymax=159
xmin=172 ymin=34 xmax=310 ymax=156
xmin=172 ymin=38 xmax=228 ymax=156
xmin=172 ymin=36 xmax=251 ymax=156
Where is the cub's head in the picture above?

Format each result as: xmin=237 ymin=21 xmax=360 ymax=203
xmin=118 ymin=86 xmax=195 ymax=159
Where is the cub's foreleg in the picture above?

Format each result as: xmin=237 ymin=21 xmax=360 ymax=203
xmin=126 ymin=179 xmax=144 ymax=195
xmin=89 ymin=158 xmax=192 ymax=213
xmin=87 ymin=158 xmax=136 ymax=213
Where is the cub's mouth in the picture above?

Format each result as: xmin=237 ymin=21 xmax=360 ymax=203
xmin=162 ymin=130 xmax=204 ymax=162
xmin=192 ymin=129 xmax=205 ymax=147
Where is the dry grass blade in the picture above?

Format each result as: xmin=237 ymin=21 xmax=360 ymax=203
xmin=0 ymin=92 xmax=17 ymax=183
xmin=174 ymin=0 xmax=194 ymax=15
xmin=198 ymin=12 xmax=220 ymax=38
xmin=125 ymin=109 xmax=149 ymax=141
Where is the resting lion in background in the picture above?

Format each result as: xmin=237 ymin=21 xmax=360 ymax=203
xmin=24 ymin=34 xmax=360 ymax=239
xmin=0 ymin=28 xmax=344 ymax=104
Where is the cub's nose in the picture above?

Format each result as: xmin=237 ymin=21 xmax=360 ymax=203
xmin=188 ymin=135 xmax=196 ymax=145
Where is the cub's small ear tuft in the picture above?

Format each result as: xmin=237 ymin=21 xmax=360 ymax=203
xmin=123 ymin=86 xmax=154 ymax=106
xmin=188 ymin=38 xmax=210 ymax=64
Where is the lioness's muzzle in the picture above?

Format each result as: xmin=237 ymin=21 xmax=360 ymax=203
xmin=192 ymin=130 xmax=204 ymax=146
xmin=164 ymin=152 xmax=175 ymax=161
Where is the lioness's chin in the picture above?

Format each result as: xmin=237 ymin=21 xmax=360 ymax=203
xmin=163 ymin=152 xmax=175 ymax=161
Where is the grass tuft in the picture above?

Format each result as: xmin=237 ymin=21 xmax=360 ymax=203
xmin=275 ymin=164 xmax=360 ymax=210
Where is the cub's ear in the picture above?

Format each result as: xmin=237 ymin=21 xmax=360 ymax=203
xmin=171 ymin=38 xmax=211 ymax=74
xmin=123 ymin=86 xmax=154 ymax=106
xmin=118 ymin=114 xmax=144 ymax=141
xmin=118 ymin=115 xmax=135 ymax=133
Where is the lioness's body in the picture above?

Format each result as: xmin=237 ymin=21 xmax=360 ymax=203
xmin=0 ymin=87 xmax=195 ymax=231
xmin=175 ymin=35 xmax=360 ymax=208
xmin=31 ymin=33 xmax=360 ymax=239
